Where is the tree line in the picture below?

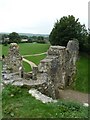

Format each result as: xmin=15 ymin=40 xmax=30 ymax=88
xmin=49 ymin=15 xmax=89 ymax=53
xmin=1 ymin=32 xmax=48 ymax=45
xmin=1 ymin=15 xmax=90 ymax=53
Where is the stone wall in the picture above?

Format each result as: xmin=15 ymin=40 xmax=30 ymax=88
xmin=3 ymin=43 xmax=23 ymax=73
xmin=32 ymin=39 xmax=79 ymax=99
xmin=2 ymin=40 xmax=79 ymax=99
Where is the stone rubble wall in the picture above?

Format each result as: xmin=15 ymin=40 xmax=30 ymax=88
xmin=3 ymin=43 xmax=23 ymax=73
xmin=2 ymin=40 xmax=79 ymax=100
xmin=32 ymin=39 xmax=79 ymax=99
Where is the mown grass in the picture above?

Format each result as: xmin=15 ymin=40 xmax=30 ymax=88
xmin=24 ymin=54 xmax=47 ymax=65
xmin=2 ymin=85 xmax=89 ymax=118
xmin=23 ymin=61 xmax=32 ymax=72
xmin=23 ymin=54 xmax=47 ymax=72
xmin=2 ymin=43 xmax=50 ymax=56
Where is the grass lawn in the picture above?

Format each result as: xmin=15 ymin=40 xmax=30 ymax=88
xmin=24 ymin=54 xmax=47 ymax=65
xmin=2 ymin=85 xmax=88 ymax=118
xmin=2 ymin=43 xmax=50 ymax=56
xmin=23 ymin=54 xmax=47 ymax=72
xmin=23 ymin=61 xmax=31 ymax=72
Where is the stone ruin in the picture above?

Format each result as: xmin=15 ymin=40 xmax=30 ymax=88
xmin=32 ymin=39 xmax=79 ymax=99
xmin=2 ymin=40 xmax=79 ymax=99
xmin=2 ymin=43 xmax=23 ymax=78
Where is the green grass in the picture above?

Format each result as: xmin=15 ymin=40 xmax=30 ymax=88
xmin=23 ymin=61 xmax=31 ymax=72
xmin=2 ymin=43 xmax=50 ymax=56
xmin=71 ymin=54 xmax=89 ymax=93
xmin=2 ymin=44 xmax=9 ymax=56
xmin=19 ymin=43 xmax=50 ymax=55
xmin=1 ymin=43 xmax=89 ymax=118
xmin=23 ymin=54 xmax=47 ymax=72
xmin=24 ymin=54 xmax=47 ymax=65
xmin=2 ymin=85 xmax=89 ymax=118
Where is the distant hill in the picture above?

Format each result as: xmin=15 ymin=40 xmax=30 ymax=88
xmin=0 ymin=32 xmax=49 ymax=37
xmin=19 ymin=33 xmax=49 ymax=37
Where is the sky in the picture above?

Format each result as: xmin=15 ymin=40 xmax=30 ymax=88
xmin=0 ymin=0 xmax=89 ymax=34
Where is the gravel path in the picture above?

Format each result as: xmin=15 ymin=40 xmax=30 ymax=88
xmin=22 ymin=52 xmax=47 ymax=69
xmin=22 ymin=52 xmax=47 ymax=57
xmin=23 ymin=58 xmax=37 ymax=69
xmin=59 ymin=89 xmax=89 ymax=104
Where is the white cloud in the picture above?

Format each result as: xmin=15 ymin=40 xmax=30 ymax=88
xmin=0 ymin=0 xmax=89 ymax=34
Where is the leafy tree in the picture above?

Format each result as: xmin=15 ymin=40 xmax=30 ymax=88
xmin=38 ymin=36 xmax=44 ymax=40
xmin=37 ymin=36 xmax=45 ymax=43
xmin=20 ymin=35 xmax=28 ymax=39
xmin=2 ymin=34 xmax=8 ymax=40
xmin=8 ymin=32 xmax=21 ymax=43
xmin=85 ymin=29 xmax=90 ymax=53
xmin=2 ymin=34 xmax=9 ymax=45
xmin=49 ymin=15 xmax=88 ymax=51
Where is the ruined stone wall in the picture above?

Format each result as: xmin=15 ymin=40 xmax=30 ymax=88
xmin=4 ymin=43 xmax=23 ymax=73
xmin=32 ymin=40 xmax=79 ymax=99
xmin=2 ymin=40 xmax=79 ymax=99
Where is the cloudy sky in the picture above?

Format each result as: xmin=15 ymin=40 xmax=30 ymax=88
xmin=0 ymin=0 xmax=89 ymax=34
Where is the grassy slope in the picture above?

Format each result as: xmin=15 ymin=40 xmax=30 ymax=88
xmin=71 ymin=54 xmax=89 ymax=93
xmin=23 ymin=61 xmax=32 ymax=72
xmin=23 ymin=54 xmax=47 ymax=72
xmin=2 ymin=85 xmax=88 ymax=118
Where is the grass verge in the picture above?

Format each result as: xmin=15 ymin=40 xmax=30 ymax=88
xmin=71 ymin=54 xmax=89 ymax=93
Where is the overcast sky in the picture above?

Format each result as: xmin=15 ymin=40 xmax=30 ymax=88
xmin=0 ymin=0 xmax=89 ymax=34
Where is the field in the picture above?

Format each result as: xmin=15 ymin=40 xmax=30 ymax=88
xmin=2 ymin=43 xmax=50 ymax=55
xmin=1 ymin=43 xmax=89 ymax=118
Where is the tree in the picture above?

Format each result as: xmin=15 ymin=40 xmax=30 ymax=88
xmin=49 ymin=15 xmax=88 ymax=51
xmin=37 ymin=36 xmax=45 ymax=43
xmin=8 ymin=32 xmax=21 ymax=43
xmin=2 ymin=34 xmax=9 ymax=44
xmin=84 ymin=29 xmax=90 ymax=53
xmin=20 ymin=35 xmax=28 ymax=39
